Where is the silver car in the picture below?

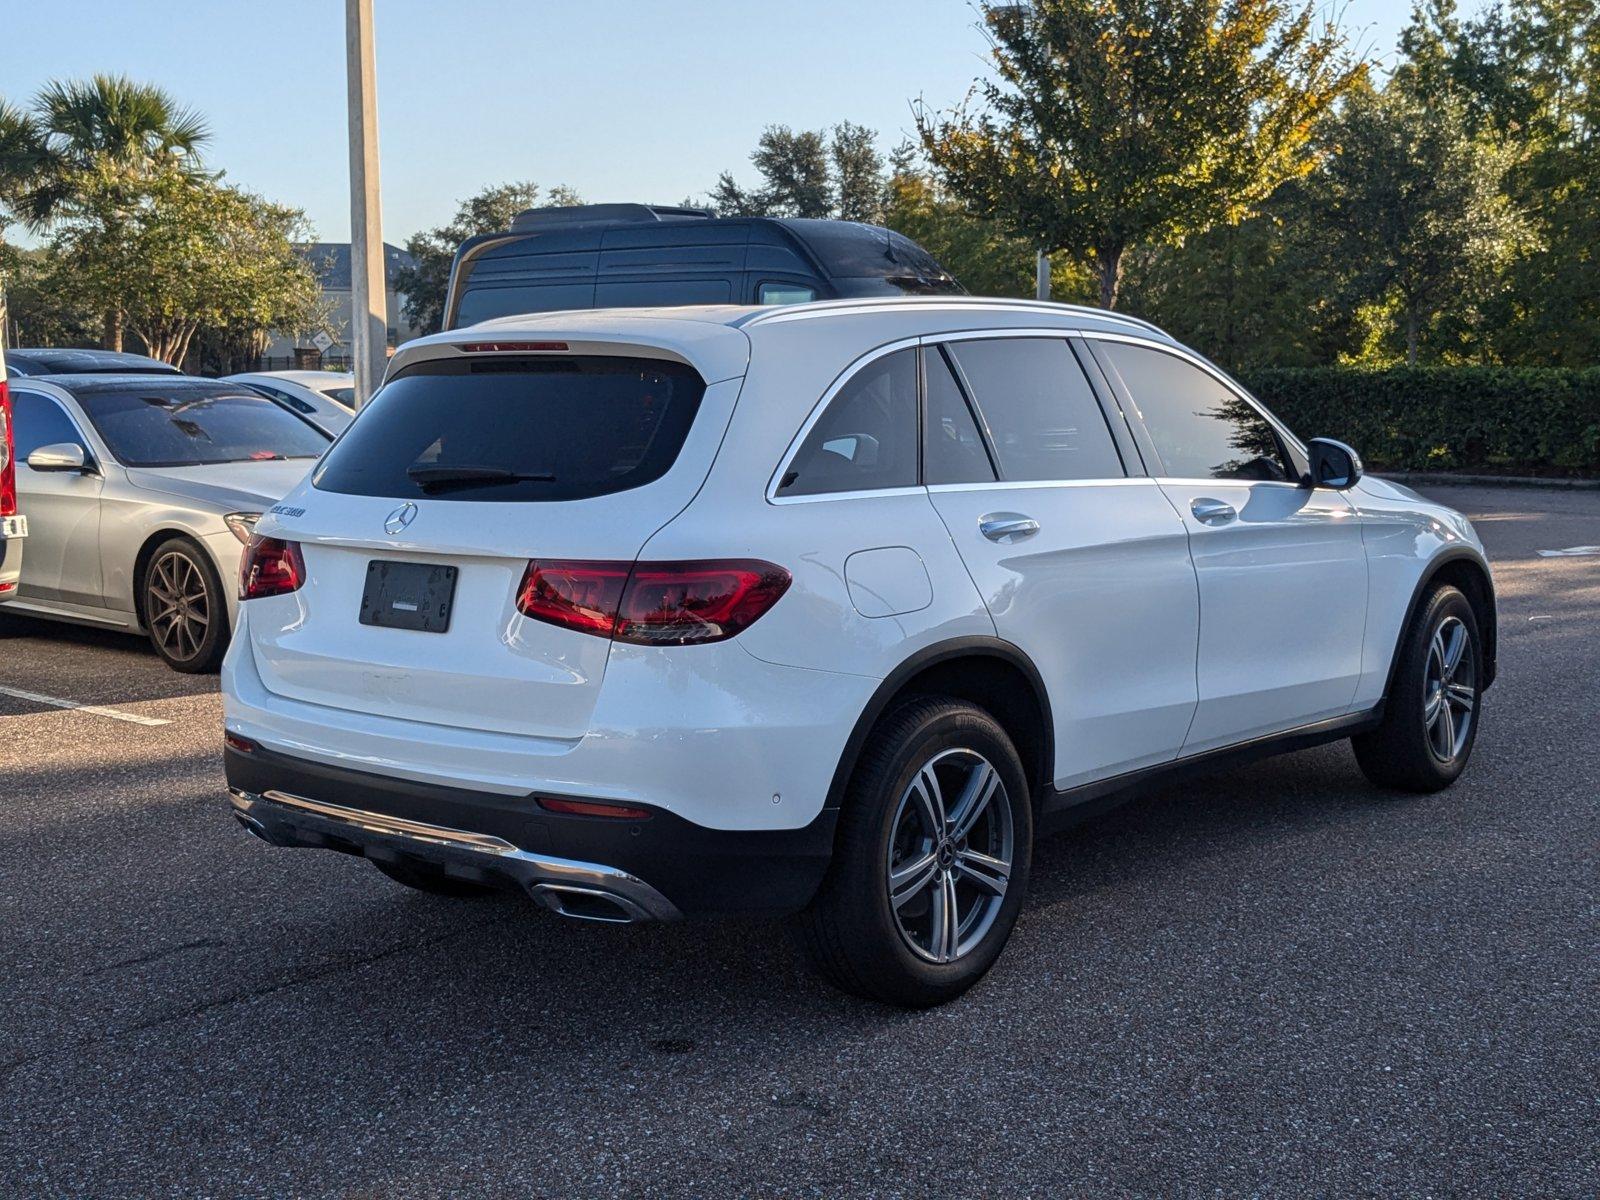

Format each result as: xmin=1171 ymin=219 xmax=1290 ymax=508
xmin=3 ymin=373 xmax=332 ymax=671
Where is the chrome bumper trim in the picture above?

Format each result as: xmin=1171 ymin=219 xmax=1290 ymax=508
xmin=228 ymin=786 xmax=682 ymax=922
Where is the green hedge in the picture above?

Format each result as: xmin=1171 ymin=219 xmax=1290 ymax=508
xmin=1238 ymin=367 xmax=1600 ymax=476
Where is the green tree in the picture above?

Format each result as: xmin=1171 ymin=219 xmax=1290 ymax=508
xmin=1119 ymin=182 xmax=1358 ymax=371
xmin=47 ymin=170 xmax=321 ymax=367
xmin=0 ymin=97 xmax=52 ymax=342
xmin=13 ymin=75 xmax=210 ymax=349
xmin=395 ymin=180 xmax=581 ymax=335
xmin=712 ymin=125 xmax=832 ymax=217
xmin=882 ymin=144 xmax=1090 ymax=299
xmin=831 ymin=121 xmax=887 ymax=221
xmin=917 ymin=0 xmax=1364 ymax=309
xmin=711 ymin=123 xmax=889 ymax=221
xmin=1314 ymin=82 xmax=1530 ymax=364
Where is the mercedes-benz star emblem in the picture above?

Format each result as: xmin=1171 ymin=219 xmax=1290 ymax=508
xmin=383 ymin=502 xmax=418 ymax=536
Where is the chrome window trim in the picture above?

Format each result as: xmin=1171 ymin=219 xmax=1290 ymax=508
xmin=927 ymin=477 xmax=1156 ymax=495
xmin=766 ymin=335 xmax=923 ymax=504
xmin=1153 ymin=477 xmax=1305 ymax=490
xmin=1078 ymin=329 xmax=1308 ymax=459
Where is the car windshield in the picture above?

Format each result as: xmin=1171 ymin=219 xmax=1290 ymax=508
xmin=74 ymin=382 xmax=331 ymax=467
xmin=320 ymin=386 xmax=356 ymax=406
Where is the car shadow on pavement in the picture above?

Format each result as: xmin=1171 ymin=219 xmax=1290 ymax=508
xmin=0 ymin=609 xmax=218 ymax=707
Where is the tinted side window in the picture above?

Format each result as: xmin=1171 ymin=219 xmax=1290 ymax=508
xmin=923 ymin=347 xmax=995 ymax=485
xmin=778 ymin=350 xmax=917 ymax=497
xmin=947 ymin=338 xmax=1123 ymax=482
xmin=12 ymin=392 xmax=86 ymax=461
xmin=1100 ymin=343 xmax=1292 ymax=482
xmin=757 ymin=282 xmax=817 ymax=306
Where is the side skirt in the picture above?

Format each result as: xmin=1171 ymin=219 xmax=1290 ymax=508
xmin=1038 ymin=707 xmax=1384 ymax=837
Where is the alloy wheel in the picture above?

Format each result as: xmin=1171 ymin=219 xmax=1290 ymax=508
xmin=886 ymin=748 xmax=1014 ymax=964
xmin=147 ymin=550 xmax=212 ymax=664
xmin=1424 ymin=615 xmax=1476 ymax=763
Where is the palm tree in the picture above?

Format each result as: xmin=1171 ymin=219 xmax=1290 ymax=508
xmin=0 ymin=97 xmax=51 ymax=345
xmin=24 ymin=75 xmax=210 ymax=349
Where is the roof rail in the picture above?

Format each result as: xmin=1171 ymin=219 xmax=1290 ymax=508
xmin=508 ymin=204 xmax=712 ymax=233
xmin=740 ymin=296 xmax=1171 ymax=338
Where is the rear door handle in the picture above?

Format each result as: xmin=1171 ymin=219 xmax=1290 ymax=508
xmin=979 ymin=513 xmax=1041 ymax=543
xmin=1190 ymin=498 xmax=1237 ymax=525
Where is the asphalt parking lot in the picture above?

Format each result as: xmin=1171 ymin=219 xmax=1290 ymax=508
xmin=1 ymin=482 xmax=1595 ymax=1198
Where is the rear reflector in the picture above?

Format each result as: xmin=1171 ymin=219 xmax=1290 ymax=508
xmin=538 ymin=796 xmax=653 ymax=820
xmin=224 ymin=731 xmax=258 ymax=754
xmin=240 ymin=536 xmax=306 ymax=601
xmin=515 ymin=559 xmax=790 ymax=646
xmin=458 ymin=341 xmax=569 ymax=353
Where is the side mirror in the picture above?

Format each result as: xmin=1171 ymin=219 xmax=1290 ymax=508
xmin=27 ymin=442 xmax=90 ymax=473
xmin=1306 ymin=438 xmax=1363 ymax=490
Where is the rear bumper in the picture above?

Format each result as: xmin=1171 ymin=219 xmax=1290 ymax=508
xmin=224 ymin=743 xmax=838 ymax=919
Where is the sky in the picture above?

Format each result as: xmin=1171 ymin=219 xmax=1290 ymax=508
xmin=5 ymin=0 xmax=1453 ymax=247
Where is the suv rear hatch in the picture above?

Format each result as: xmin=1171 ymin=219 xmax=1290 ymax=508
xmin=246 ymin=341 xmax=744 ymax=740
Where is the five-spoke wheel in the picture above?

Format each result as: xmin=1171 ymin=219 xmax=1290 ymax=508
xmin=887 ymin=749 xmax=1014 ymax=964
xmin=142 ymin=537 xmax=227 ymax=673
xmin=1355 ymin=584 xmax=1482 ymax=792
xmin=794 ymin=696 xmax=1032 ymax=1007
xmin=1423 ymin=615 xmax=1476 ymax=764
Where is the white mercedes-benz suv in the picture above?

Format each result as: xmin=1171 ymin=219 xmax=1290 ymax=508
xmin=223 ymin=298 xmax=1495 ymax=1007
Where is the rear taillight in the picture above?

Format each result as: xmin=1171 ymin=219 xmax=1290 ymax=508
xmin=515 ymin=558 xmax=790 ymax=646
xmin=240 ymin=536 xmax=306 ymax=600
xmin=0 ymin=380 xmax=16 ymax=518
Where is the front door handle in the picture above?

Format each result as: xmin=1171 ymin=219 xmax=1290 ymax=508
xmin=979 ymin=513 xmax=1041 ymax=543
xmin=1190 ymin=498 xmax=1237 ymax=525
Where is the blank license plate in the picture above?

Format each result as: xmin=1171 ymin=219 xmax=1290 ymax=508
xmin=359 ymin=561 xmax=458 ymax=633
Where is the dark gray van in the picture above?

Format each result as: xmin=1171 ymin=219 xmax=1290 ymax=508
xmin=442 ymin=204 xmax=963 ymax=330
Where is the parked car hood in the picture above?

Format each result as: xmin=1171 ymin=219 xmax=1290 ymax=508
xmin=124 ymin=460 xmax=320 ymax=512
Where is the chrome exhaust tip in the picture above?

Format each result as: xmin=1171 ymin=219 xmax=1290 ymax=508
xmin=531 ymin=883 xmax=646 ymax=924
xmin=233 ymin=811 xmax=271 ymax=842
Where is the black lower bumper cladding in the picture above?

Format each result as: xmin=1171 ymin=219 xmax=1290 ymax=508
xmin=224 ymin=743 xmax=837 ymax=919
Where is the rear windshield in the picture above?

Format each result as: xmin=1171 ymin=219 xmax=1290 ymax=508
xmin=312 ymin=355 xmax=705 ymax=503
xmin=75 ymin=383 xmax=331 ymax=466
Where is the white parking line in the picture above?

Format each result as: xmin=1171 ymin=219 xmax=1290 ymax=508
xmin=0 ymin=684 xmax=171 ymax=727
xmin=1537 ymin=546 xmax=1600 ymax=557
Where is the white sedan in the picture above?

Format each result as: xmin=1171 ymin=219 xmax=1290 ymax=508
xmin=224 ymin=371 xmax=356 ymax=437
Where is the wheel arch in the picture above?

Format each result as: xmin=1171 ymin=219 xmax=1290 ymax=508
xmin=826 ymin=637 xmax=1054 ymax=813
xmin=131 ymin=528 xmax=226 ymax=632
xmin=1388 ymin=548 xmax=1498 ymax=696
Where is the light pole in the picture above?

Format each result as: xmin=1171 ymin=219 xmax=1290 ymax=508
xmin=985 ymin=3 xmax=1050 ymax=302
xmin=345 ymin=0 xmax=387 ymax=407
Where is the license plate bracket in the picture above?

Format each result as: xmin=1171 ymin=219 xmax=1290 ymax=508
xmin=359 ymin=560 xmax=458 ymax=633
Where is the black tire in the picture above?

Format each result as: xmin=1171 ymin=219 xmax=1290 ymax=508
xmin=1353 ymin=584 xmax=1483 ymax=793
xmin=371 ymin=858 xmax=498 ymax=898
xmin=793 ymin=695 xmax=1033 ymax=1008
xmin=141 ymin=537 xmax=229 ymax=674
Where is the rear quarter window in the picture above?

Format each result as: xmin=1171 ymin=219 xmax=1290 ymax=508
xmin=312 ymin=355 xmax=705 ymax=502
